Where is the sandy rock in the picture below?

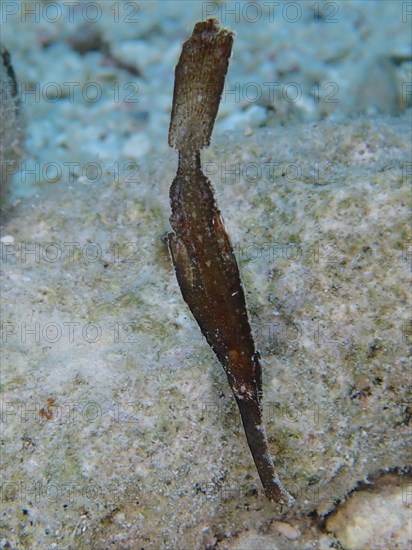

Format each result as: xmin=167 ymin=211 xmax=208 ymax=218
xmin=1 ymin=113 xmax=410 ymax=548
xmin=326 ymin=475 xmax=412 ymax=549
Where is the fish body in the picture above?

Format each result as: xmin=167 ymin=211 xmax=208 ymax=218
xmin=168 ymin=19 xmax=294 ymax=506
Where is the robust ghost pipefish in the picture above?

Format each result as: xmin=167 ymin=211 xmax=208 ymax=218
xmin=168 ymin=19 xmax=294 ymax=506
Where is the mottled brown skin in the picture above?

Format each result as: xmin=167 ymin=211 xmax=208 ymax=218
xmin=169 ymin=153 xmax=256 ymax=389
xmin=168 ymin=20 xmax=294 ymax=506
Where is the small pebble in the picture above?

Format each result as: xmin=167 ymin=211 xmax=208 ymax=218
xmin=67 ymin=24 xmax=103 ymax=55
xmin=271 ymin=521 xmax=301 ymax=540
xmin=1 ymin=235 xmax=14 ymax=243
xmin=122 ymin=133 xmax=151 ymax=160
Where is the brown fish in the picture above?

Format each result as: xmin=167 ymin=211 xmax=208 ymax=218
xmin=168 ymin=19 xmax=294 ymax=506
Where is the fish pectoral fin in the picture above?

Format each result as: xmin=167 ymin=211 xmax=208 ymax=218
xmin=168 ymin=232 xmax=198 ymax=304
